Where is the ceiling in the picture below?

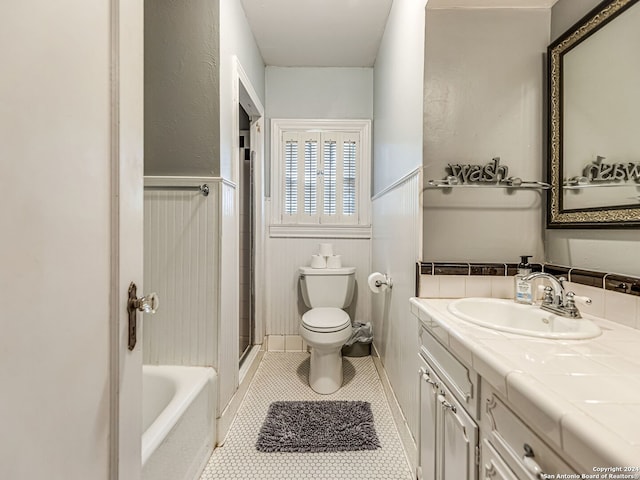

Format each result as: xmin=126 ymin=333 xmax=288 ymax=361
xmin=240 ymin=0 xmax=393 ymax=67
xmin=240 ymin=0 xmax=560 ymax=68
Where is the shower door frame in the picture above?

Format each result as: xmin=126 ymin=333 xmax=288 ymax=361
xmin=232 ymin=57 xmax=266 ymax=363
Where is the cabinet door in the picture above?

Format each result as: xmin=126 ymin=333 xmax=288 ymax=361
xmin=440 ymin=392 xmax=479 ymax=480
xmin=419 ymin=364 xmax=440 ymax=480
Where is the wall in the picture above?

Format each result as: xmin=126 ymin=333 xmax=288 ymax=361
xmin=266 ymin=67 xmax=373 ymax=119
xmin=144 ymin=0 xmax=220 ymax=176
xmin=219 ymin=0 xmax=265 ymax=181
xmin=144 ymin=0 xmax=264 ymax=421
xmin=550 ymin=0 xmax=600 ymax=39
xmin=546 ymin=0 xmax=640 ymax=277
xmin=423 ymin=7 xmax=550 ymax=263
xmin=371 ymin=170 xmax=423 ymax=446
xmin=216 ymin=0 xmax=264 ymax=416
xmin=372 ymin=0 xmax=426 ymax=195
xmin=370 ymin=0 xmax=427 ymax=460
xmin=264 ymin=67 xmax=374 ymax=338
xmin=144 ymin=0 xmax=265 ymax=179
xmin=143 ymin=181 xmax=219 ymax=366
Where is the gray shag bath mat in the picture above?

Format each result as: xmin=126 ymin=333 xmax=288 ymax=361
xmin=256 ymin=400 xmax=381 ymax=453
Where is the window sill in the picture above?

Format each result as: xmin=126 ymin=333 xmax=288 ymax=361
xmin=269 ymin=224 xmax=371 ymax=239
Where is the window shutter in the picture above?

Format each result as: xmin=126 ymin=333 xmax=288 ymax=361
xmin=304 ymin=139 xmax=318 ymax=216
xmin=323 ymin=140 xmax=337 ymax=215
xmin=284 ymin=140 xmax=297 ymax=215
xmin=343 ymin=140 xmax=356 ymax=216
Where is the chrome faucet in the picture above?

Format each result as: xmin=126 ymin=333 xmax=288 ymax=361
xmin=522 ymin=272 xmax=586 ymax=318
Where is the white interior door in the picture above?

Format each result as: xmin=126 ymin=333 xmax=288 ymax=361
xmin=113 ymin=0 xmax=145 ymax=478
xmin=0 ymin=1 xmax=143 ymax=479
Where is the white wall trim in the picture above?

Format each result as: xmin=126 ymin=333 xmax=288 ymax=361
xmin=269 ymin=224 xmax=372 ymax=239
xmin=144 ymin=176 xmax=236 ymax=189
xmin=221 ymin=177 xmax=237 ymax=189
xmin=371 ymin=166 xmax=422 ymax=201
xmin=144 ymin=175 xmax=219 ymax=186
xmin=236 ymin=58 xmax=265 ymax=118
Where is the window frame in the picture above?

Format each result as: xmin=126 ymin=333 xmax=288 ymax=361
xmin=270 ymin=119 xmax=371 ymax=238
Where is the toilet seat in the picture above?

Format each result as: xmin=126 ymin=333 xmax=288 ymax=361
xmin=302 ymin=308 xmax=351 ymax=333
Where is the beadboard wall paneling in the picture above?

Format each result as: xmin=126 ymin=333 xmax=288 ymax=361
xmin=143 ymin=182 xmax=218 ymax=366
xmin=217 ymin=181 xmax=239 ymax=416
xmin=265 ymin=237 xmax=372 ymax=336
xmin=371 ymin=168 xmax=422 ymax=440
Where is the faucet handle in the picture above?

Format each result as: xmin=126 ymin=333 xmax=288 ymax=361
xmin=568 ymin=292 xmax=592 ymax=305
xmin=564 ymin=292 xmax=584 ymax=318
xmin=538 ymin=285 xmax=554 ymax=305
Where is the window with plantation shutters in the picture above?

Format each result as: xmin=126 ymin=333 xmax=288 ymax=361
xmin=279 ymin=130 xmax=363 ymax=225
xmin=272 ymin=119 xmax=370 ymax=232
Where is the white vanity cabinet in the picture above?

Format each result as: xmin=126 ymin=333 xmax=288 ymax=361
xmin=412 ymin=297 xmax=640 ymax=477
xmin=416 ymin=305 xmax=574 ymax=480
xmin=418 ymin=324 xmax=479 ymax=480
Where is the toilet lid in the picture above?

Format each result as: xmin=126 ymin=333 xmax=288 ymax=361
xmin=302 ymin=308 xmax=351 ymax=332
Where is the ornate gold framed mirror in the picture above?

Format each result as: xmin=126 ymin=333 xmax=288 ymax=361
xmin=548 ymin=0 xmax=640 ymax=227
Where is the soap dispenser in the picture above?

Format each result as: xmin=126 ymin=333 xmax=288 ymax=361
xmin=514 ymin=255 xmax=533 ymax=304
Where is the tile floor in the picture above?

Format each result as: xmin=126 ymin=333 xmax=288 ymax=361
xmin=200 ymin=352 xmax=413 ymax=480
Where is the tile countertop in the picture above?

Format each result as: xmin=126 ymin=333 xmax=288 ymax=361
xmin=410 ymin=297 xmax=640 ymax=471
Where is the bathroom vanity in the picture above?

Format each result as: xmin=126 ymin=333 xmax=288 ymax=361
xmin=411 ymin=297 xmax=640 ymax=480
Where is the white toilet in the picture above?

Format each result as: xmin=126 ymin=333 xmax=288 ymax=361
xmin=299 ymin=266 xmax=356 ymax=394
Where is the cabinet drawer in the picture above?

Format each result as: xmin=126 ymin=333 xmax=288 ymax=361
xmin=420 ymin=325 xmax=478 ymax=417
xmin=481 ymin=439 xmax=518 ymax=480
xmin=481 ymin=382 xmax=576 ymax=478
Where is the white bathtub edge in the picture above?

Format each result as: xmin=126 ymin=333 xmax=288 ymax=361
xmin=141 ymin=365 xmax=217 ymax=466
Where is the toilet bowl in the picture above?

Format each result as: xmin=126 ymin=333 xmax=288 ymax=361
xmin=300 ymin=308 xmax=352 ymax=394
xmin=299 ymin=266 xmax=356 ymax=394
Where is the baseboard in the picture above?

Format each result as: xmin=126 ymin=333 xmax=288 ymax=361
xmin=216 ymin=347 xmax=264 ymax=446
xmin=371 ymin=343 xmax=418 ymax=477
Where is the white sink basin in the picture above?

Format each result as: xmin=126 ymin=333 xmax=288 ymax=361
xmin=447 ymin=298 xmax=601 ymax=340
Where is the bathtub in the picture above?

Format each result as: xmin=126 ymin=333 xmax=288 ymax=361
xmin=142 ymin=365 xmax=217 ymax=480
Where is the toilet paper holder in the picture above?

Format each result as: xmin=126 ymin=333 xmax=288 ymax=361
xmin=375 ymin=274 xmax=393 ymax=289
xmin=368 ymin=272 xmax=393 ymax=293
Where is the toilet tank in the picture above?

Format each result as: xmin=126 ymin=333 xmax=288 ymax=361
xmin=299 ymin=266 xmax=356 ymax=308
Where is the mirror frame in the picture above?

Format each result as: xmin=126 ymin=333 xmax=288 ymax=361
xmin=548 ymin=0 xmax=640 ymax=228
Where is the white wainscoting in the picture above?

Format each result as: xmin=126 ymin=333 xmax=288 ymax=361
xmin=143 ymin=179 xmax=219 ymax=366
xmin=217 ymin=180 xmax=239 ymax=417
xmin=143 ymin=177 xmax=240 ymax=422
xmin=371 ymin=168 xmax=422 ymax=447
xmin=265 ymin=236 xmax=372 ymax=335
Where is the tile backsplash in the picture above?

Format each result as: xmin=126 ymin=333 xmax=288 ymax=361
xmin=417 ymin=262 xmax=640 ymax=330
